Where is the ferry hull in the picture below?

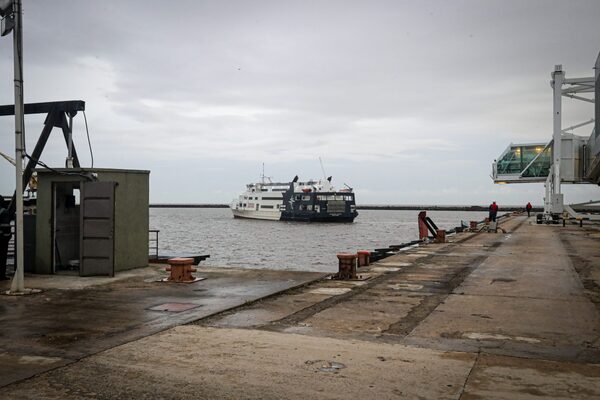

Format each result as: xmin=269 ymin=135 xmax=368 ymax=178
xmin=280 ymin=213 xmax=357 ymax=223
xmin=231 ymin=208 xmax=357 ymax=222
xmin=231 ymin=209 xmax=281 ymax=221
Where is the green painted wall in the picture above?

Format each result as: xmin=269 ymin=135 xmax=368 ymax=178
xmin=35 ymin=168 xmax=150 ymax=275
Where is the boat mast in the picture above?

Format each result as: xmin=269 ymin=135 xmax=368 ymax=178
xmin=319 ymin=157 xmax=327 ymax=181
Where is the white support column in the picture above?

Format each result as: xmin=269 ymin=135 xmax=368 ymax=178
xmin=550 ymin=65 xmax=564 ymax=214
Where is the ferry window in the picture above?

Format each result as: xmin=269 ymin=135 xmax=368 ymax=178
xmin=315 ymin=205 xmax=320 ymax=212
xmin=302 ymin=195 xmax=311 ymax=201
xmin=261 ymin=205 xmax=274 ymax=209
xmin=295 ymin=195 xmax=301 ymax=201
xmin=301 ymin=205 xmax=307 ymax=211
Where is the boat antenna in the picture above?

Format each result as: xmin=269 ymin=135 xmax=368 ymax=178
xmin=319 ymin=157 xmax=327 ymax=181
xmin=261 ymin=163 xmax=265 ymax=183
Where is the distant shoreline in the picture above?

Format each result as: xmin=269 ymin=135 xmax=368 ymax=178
xmin=149 ymin=203 xmax=542 ymax=212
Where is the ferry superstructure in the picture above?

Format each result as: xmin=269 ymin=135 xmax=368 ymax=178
xmin=230 ymin=176 xmax=358 ymax=222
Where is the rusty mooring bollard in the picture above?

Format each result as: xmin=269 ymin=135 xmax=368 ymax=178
xmin=336 ymin=253 xmax=357 ymax=280
xmin=435 ymin=229 xmax=446 ymax=243
xmin=166 ymin=257 xmax=197 ymax=283
xmin=357 ymin=250 xmax=370 ymax=267
xmin=418 ymin=211 xmax=429 ymax=240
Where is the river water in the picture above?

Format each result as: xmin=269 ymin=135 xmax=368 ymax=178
xmin=149 ymin=208 xmax=488 ymax=272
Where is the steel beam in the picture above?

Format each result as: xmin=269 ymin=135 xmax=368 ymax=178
xmin=0 ymin=100 xmax=85 ymax=116
xmin=60 ymin=116 xmax=80 ymax=168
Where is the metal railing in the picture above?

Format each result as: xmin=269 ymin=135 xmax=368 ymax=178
xmin=149 ymin=229 xmax=159 ymax=259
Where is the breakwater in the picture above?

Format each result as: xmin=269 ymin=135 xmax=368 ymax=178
xmin=149 ymin=203 xmax=541 ymax=212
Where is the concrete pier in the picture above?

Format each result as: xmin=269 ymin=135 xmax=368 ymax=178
xmin=1 ymin=215 xmax=599 ymax=398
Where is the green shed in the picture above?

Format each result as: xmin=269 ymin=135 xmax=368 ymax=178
xmin=34 ymin=168 xmax=150 ymax=276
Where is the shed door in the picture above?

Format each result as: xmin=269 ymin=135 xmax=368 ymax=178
xmin=80 ymin=181 xmax=115 ymax=276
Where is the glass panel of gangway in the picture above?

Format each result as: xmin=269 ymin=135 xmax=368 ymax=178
xmin=521 ymin=146 xmax=552 ymax=178
xmin=496 ymin=144 xmax=552 ymax=177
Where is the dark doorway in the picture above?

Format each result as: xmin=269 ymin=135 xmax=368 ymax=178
xmin=52 ymin=182 xmax=81 ymax=274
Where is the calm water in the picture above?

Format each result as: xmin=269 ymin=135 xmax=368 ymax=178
xmin=149 ymin=208 xmax=488 ymax=272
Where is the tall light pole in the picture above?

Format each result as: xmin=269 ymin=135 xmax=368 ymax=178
xmin=1 ymin=0 xmax=30 ymax=294
xmin=9 ymin=0 xmax=25 ymax=293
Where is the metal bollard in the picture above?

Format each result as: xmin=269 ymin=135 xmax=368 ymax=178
xmin=336 ymin=253 xmax=357 ymax=280
xmin=166 ymin=257 xmax=197 ymax=283
xmin=418 ymin=211 xmax=429 ymax=240
xmin=357 ymin=250 xmax=370 ymax=267
xmin=435 ymin=229 xmax=446 ymax=243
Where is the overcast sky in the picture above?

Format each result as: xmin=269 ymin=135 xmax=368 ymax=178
xmin=0 ymin=0 xmax=598 ymax=205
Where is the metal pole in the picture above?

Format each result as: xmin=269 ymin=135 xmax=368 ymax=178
xmin=552 ymin=65 xmax=563 ymax=195
xmin=66 ymin=112 xmax=73 ymax=168
xmin=9 ymin=0 xmax=24 ymax=293
xmin=550 ymin=64 xmax=564 ymax=215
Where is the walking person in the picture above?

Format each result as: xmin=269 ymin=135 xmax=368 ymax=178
xmin=489 ymin=201 xmax=499 ymax=222
xmin=526 ymin=202 xmax=532 ymax=217
xmin=0 ymin=197 xmax=12 ymax=280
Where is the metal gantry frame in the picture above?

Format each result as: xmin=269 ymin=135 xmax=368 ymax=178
xmin=0 ymin=100 xmax=86 ymax=290
xmin=0 ymin=100 xmax=86 ymax=216
xmin=546 ymin=65 xmax=596 ymax=217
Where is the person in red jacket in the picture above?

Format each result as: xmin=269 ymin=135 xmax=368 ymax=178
xmin=489 ymin=201 xmax=499 ymax=222
xmin=526 ymin=202 xmax=532 ymax=217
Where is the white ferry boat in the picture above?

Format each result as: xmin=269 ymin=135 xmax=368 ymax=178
xmin=230 ymin=175 xmax=358 ymax=222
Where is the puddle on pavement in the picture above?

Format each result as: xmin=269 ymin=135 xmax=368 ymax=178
xmin=389 ymin=283 xmax=424 ymax=291
xmin=304 ymin=359 xmax=347 ymax=373
xmin=491 ymin=278 xmax=516 ymax=284
xmin=148 ymin=302 xmax=201 ymax=312
xmin=372 ymin=267 xmax=400 ymax=272
xmin=18 ymin=355 xmax=64 ymax=365
xmin=308 ymin=287 xmax=352 ymax=295
xmin=345 ymin=280 xmax=369 ymax=286
xmin=377 ymin=262 xmax=412 ymax=267
xmin=463 ymin=332 xmax=540 ymax=343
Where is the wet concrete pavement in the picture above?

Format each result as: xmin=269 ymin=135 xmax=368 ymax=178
xmin=1 ymin=215 xmax=600 ymax=399
xmin=0 ymin=266 xmax=325 ymax=387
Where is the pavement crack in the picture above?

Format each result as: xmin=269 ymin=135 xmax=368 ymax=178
xmin=458 ymin=351 xmax=480 ymax=400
